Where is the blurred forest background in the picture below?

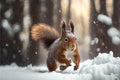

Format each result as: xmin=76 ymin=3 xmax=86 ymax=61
xmin=0 ymin=0 xmax=120 ymax=66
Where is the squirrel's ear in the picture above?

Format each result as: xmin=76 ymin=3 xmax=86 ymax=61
xmin=61 ymin=21 xmax=66 ymax=33
xmin=69 ymin=20 xmax=74 ymax=33
xmin=60 ymin=21 xmax=66 ymax=39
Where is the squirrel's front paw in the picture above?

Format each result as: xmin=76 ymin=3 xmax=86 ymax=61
xmin=66 ymin=59 xmax=72 ymax=66
xmin=67 ymin=60 xmax=71 ymax=66
xmin=60 ymin=65 xmax=67 ymax=71
xmin=74 ymin=65 xmax=78 ymax=70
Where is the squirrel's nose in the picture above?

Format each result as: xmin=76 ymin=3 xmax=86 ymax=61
xmin=70 ymin=45 xmax=75 ymax=51
xmin=72 ymin=44 xmax=75 ymax=48
xmin=71 ymin=44 xmax=75 ymax=50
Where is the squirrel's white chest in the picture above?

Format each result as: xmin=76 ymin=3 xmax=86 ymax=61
xmin=56 ymin=50 xmax=75 ymax=69
xmin=64 ymin=50 xmax=74 ymax=61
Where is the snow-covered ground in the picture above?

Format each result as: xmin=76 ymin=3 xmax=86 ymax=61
xmin=0 ymin=51 xmax=120 ymax=80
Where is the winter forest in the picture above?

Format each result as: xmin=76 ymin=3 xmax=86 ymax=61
xmin=0 ymin=0 xmax=120 ymax=80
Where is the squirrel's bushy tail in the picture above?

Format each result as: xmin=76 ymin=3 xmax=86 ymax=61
xmin=31 ymin=24 xmax=59 ymax=49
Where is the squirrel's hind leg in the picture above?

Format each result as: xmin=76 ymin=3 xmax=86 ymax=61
xmin=47 ymin=58 xmax=57 ymax=72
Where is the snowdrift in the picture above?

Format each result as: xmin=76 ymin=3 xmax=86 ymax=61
xmin=0 ymin=51 xmax=120 ymax=80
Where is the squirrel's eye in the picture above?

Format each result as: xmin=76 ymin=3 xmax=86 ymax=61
xmin=65 ymin=38 xmax=68 ymax=42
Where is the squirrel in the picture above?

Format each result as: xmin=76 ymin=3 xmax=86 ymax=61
xmin=31 ymin=21 xmax=80 ymax=72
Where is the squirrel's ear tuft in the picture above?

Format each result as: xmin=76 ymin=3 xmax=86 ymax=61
xmin=61 ymin=21 xmax=66 ymax=30
xmin=60 ymin=21 xmax=66 ymax=39
xmin=69 ymin=20 xmax=74 ymax=33
xmin=61 ymin=21 xmax=66 ymax=33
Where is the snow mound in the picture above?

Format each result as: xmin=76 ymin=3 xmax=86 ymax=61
xmin=107 ymin=27 xmax=120 ymax=45
xmin=107 ymin=27 xmax=120 ymax=37
xmin=80 ymin=51 xmax=120 ymax=80
xmin=97 ymin=14 xmax=112 ymax=25
xmin=93 ymin=51 xmax=114 ymax=64
xmin=0 ymin=51 xmax=120 ymax=80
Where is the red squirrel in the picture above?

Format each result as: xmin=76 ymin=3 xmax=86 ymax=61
xmin=31 ymin=21 xmax=80 ymax=72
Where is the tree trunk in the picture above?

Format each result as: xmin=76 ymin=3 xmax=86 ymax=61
xmin=28 ymin=0 xmax=40 ymax=65
xmin=29 ymin=0 xmax=40 ymax=25
xmin=66 ymin=0 xmax=71 ymax=23
xmin=90 ymin=0 xmax=120 ymax=58
xmin=90 ymin=0 xmax=110 ymax=58
xmin=28 ymin=0 xmax=54 ymax=65
xmin=0 ymin=0 xmax=25 ymax=66
xmin=53 ymin=0 xmax=62 ymax=33
xmin=46 ymin=0 xmax=54 ymax=26
xmin=99 ymin=0 xmax=107 ymax=15
xmin=111 ymin=0 xmax=120 ymax=57
xmin=112 ymin=0 xmax=120 ymax=29
xmin=89 ymin=0 xmax=98 ymax=58
xmin=96 ymin=0 xmax=111 ymax=54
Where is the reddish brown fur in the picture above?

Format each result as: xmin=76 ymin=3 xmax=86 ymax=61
xmin=73 ymin=44 xmax=80 ymax=70
xmin=31 ymin=24 xmax=59 ymax=41
xmin=31 ymin=21 xmax=80 ymax=72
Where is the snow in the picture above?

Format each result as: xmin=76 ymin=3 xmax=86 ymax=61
xmin=112 ymin=36 xmax=120 ymax=45
xmin=59 ymin=10 xmax=62 ymax=13
xmin=23 ymin=15 xmax=31 ymax=28
xmin=94 ymin=14 xmax=120 ymax=45
xmin=96 ymin=48 xmax=100 ymax=52
xmin=97 ymin=14 xmax=112 ymax=25
xmin=80 ymin=51 xmax=120 ymax=80
xmin=93 ymin=21 xmax=96 ymax=24
xmin=90 ymin=37 xmax=99 ymax=45
xmin=13 ymin=23 xmax=21 ymax=33
xmin=4 ymin=9 xmax=12 ymax=19
xmin=107 ymin=27 xmax=120 ymax=45
xmin=2 ymin=19 xmax=21 ymax=37
xmin=107 ymin=27 xmax=120 ymax=37
xmin=0 ymin=51 xmax=120 ymax=80
xmin=5 ymin=43 xmax=9 ymax=47
xmin=2 ymin=19 xmax=14 ymax=37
